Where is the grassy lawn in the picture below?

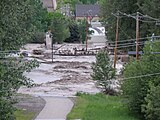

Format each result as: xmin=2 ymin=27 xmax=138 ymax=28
xmin=67 ymin=93 xmax=139 ymax=120
xmin=14 ymin=110 xmax=35 ymax=120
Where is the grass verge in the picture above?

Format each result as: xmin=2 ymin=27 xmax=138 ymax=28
xmin=14 ymin=110 xmax=35 ymax=120
xmin=67 ymin=93 xmax=139 ymax=120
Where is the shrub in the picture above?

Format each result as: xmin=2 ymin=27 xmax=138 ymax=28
xmin=0 ymin=58 xmax=39 ymax=119
xmin=122 ymin=41 xmax=160 ymax=118
xmin=30 ymin=32 xmax=45 ymax=43
xmin=91 ymin=50 xmax=116 ymax=95
xmin=142 ymin=85 xmax=160 ymax=120
xmin=121 ymin=61 xmax=148 ymax=115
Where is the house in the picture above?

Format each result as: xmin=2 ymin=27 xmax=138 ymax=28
xmin=75 ymin=4 xmax=100 ymax=22
xmin=75 ymin=5 xmax=106 ymax=44
xmin=41 ymin=0 xmax=57 ymax=12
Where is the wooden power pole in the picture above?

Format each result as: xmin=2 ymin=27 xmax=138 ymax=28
xmin=136 ymin=12 xmax=139 ymax=61
xmin=114 ymin=16 xmax=119 ymax=68
xmin=85 ymin=15 xmax=88 ymax=51
xmin=51 ymin=0 xmax=55 ymax=63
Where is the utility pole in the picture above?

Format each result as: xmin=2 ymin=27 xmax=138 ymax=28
xmin=85 ymin=15 xmax=88 ymax=51
xmin=113 ymin=15 xmax=119 ymax=68
xmin=51 ymin=0 xmax=54 ymax=63
xmin=150 ymin=33 xmax=154 ymax=51
xmin=51 ymin=35 xmax=53 ymax=63
xmin=136 ymin=12 xmax=139 ymax=61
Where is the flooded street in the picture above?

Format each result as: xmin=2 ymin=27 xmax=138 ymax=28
xmin=18 ymin=54 xmax=100 ymax=97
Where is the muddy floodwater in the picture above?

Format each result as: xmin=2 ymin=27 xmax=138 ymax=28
xmin=18 ymin=55 xmax=100 ymax=97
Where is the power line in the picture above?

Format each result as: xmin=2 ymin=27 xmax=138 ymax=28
xmin=122 ymin=72 xmax=160 ymax=80
xmin=109 ymin=40 xmax=160 ymax=49
xmin=139 ymin=19 xmax=158 ymax=23
xmin=0 ymin=50 xmax=20 ymax=53
xmin=110 ymin=41 xmax=145 ymax=47
xmin=108 ymin=37 xmax=152 ymax=44
xmin=108 ymin=36 xmax=160 ymax=44
xmin=99 ymin=72 xmax=160 ymax=83
xmin=118 ymin=26 xmax=132 ymax=39
xmin=117 ymin=11 xmax=160 ymax=23
xmin=138 ymin=13 xmax=160 ymax=21
xmin=116 ymin=43 xmax=144 ymax=49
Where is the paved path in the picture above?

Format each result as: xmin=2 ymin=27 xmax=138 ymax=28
xmin=35 ymin=96 xmax=74 ymax=120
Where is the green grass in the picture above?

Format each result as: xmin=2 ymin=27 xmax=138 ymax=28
xmin=67 ymin=93 xmax=139 ymax=120
xmin=14 ymin=110 xmax=35 ymax=120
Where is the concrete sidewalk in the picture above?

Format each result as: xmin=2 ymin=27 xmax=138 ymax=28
xmin=35 ymin=96 xmax=74 ymax=120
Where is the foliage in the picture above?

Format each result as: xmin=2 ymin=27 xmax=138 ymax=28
xmin=77 ymin=19 xmax=93 ymax=44
xmin=65 ymin=19 xmax=80 ymax=43
xmin=67 ymin=93 xmax=139 ymax=120
xmin=0 ymin=98 xmax=15 ymax=119
xmin=100 ymin=0 xmax=140 ymax=41
xmin=15 ymin=109 xmax=35 ymax=120
xmin=0 ymin=0 xmax=44 ymax=119
xmin=100 ymin=0 xmax=160 ymax=42
xmin=30 ymin=32 xmax=45 ymax=43
xmin=122 ymin=40 xmax=160 ymax=118
xmin=0 ymin=58 xmax=39 ymax=120
xmin=142 ymin=84 xmax=160 ymax=120
xmin=77 ymin=19 xmax=87 ymax=43
xmin=28 ymin=0 xmax=48 ymax=43
xmin=91 ymin=50 xmax=115 ymax=94
xmin=0 ymin=0 xmax=47 ymax=50
xmin=141 ymin=0 xmax=160 ymax=35
xmin=78 ymin=0 xmax=99 ymax=4
xmin=46 ymin=12 xmax=70 ymax=43
xmin=27 ymin=0 xmax=48 ymax=32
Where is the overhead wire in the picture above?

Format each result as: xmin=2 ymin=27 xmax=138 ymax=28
xmin=98 ymin=72 xmax=160 ymax=83
xmin=109 ymin=40 xmax=160 ymax=49
xmin=122 ymin=72 xmax=160 ymax=80
xmin=110 ymin=41 xmax=145 ymax=47
xmin=108 ymin=36 xmax=152 ymax=44
xmin=117 ymin=10 xmax=160 ymax=23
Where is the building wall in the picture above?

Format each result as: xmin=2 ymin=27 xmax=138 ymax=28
xmin=41 ymin=0 xmax=57 ymax=12
xmin=89 ymin=35 xmax=106 ymax=44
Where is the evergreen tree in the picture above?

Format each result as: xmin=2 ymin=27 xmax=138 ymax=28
xmin=91 ymin=50 xmax=115 ymax=94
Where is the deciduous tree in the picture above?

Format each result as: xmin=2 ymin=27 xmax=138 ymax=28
xmin=100 ymin=0 xmax=160 ymax=42
xmin=46 ymin=12 xmax=70 ymax=43
xmin=122 ymin=40 xmax=160 ymax=119
xmin=0 ymin=0 xmax=45 ymax=119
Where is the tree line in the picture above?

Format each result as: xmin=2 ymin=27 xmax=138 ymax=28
xmin=99 ymin=0 xmax=160 ymax=120
xmin=100 ymin=0 xmax=160 ymax=42
xmin=1 ymin=0 xmax=160 ymax=119
xmin=0 ymin=0 xmax=98 ymax=119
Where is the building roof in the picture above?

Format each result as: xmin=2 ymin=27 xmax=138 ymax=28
xmin=41 ymin=0 xmax=57 ymax=12
xmin=75 ymin=4 xmax=100 ymax=17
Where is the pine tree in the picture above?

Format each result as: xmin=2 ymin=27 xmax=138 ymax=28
xmin=91 ymin=50 xmax=115 ymax=95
